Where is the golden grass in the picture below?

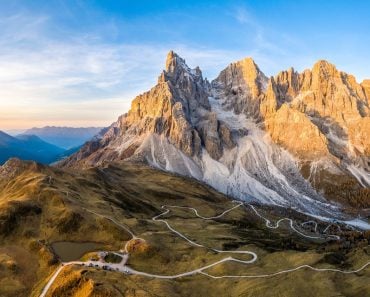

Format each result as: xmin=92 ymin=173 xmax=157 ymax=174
xmin=0 ymin=160 xmax=368 ymax=297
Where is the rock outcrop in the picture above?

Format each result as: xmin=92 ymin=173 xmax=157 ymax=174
xmin=60 ymin=51 xmax=235 ymax=167
xmin=213 ymin=57 xmax=268 ymax=118
xmin=264 ymin=104 xmax=330 ymax=159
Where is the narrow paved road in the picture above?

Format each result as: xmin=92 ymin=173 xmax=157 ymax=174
xmin=247 ymin=204 xmax=340 ymax=240
xmin=39 ymin=202 xmax=369 ymax=296
xmin=200 ymin=261 xmax=370 ymax=279
xmin=39 ymin=262 xmax=78 ymax=297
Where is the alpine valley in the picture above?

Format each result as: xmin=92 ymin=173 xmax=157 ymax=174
xmin=1 ymin=52 xmax=370 ymax=297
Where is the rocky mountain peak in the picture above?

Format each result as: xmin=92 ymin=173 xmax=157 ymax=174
xmin=304 ymin=59 xmax=369 ymax=120
xmin=236 ymin=57 xmax=259 ymax=72
xmin=212 ymin=57 xmax=268 ymax=118
xmin=310 ymin=60 xmax=342 ymax=90
xmin=215 ymin=57 xmax=267 ymax=98
xmin=312 ymin=59 xmax=340 ymax=78
xmin=165 ymin=50 xmax=176 ymax=67
xmin=274 ymin=67 xmax=300 ymax=105
xmin=165 ymin=50 xmax=186 ymax=73
xmin=160 ymin=51 xmax=210 ymax=111
xmin=164 ymin=50 xmax=203 ymax=79
xmin=60 ymin=52 xmax=370 ymax=216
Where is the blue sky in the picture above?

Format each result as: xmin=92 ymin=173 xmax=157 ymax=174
xmin=1 ymin=0 xmax=369 ymax=130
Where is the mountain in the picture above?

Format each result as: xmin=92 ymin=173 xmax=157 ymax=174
xmin=0 ymin=131 xmax=65 ymax=164
xmin=4 ymin=129 xmax=26 ymax=136
xmin=59 ymin=51 xmax=370 ymax=217
xmin=22 ymin=126 xmax=104 ymax=149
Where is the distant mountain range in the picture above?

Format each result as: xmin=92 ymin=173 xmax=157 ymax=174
xmin=0 ymin=131 xmax=65 ymax=164
xmin=0 ymin=126 xmax=103 ymax=165
xmin=4 ymin=129 xmax=26 ymax=136
xmin=22 ymin=126 xmax=103 ymax=149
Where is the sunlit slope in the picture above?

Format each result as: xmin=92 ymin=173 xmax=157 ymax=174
xmin=0 ymin=159 xmax=368 ymax=297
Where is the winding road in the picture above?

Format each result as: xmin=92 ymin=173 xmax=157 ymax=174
xmin=200 ymin=261 xmax=370 ymax=279
xmin=247 ymin=204 xmax=341 ymax=240
xmin=39 ymin=201 xmax=370 ymax=296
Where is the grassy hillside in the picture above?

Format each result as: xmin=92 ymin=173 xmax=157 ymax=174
xmin=0 ymin=159 xmax=368 ymax=297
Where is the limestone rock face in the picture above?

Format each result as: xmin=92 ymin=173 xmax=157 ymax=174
xmin=265 ymin=104 xmax=330 ymax=159
xmin=60 ymin=51 xmax=233 ymax=167
xmin=261 ymin=61 xmax=370 ymax=160
xmin=260 ymin=77 xmax=278 ymax=118
xmin=60 ymin=52 xmax=370 ymax=215
xmin=260 ymin=60 xmax=370 ymax=204
xmin=213 ymin=57 xmax=268 ymax=118
xmin=361 ymin=79 xmax=370 ymax=107
xmin=297 ymin=60 xmax=366 ymax=122
xmin=274 ymin=67 xmax=300 ymax=106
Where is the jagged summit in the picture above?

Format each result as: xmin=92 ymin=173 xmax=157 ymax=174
xmin=212 ymin=56 xmax=268 ymax=118
xmin=161 ymin=51 xmax=203 ymax=81
xmin=59 ymin=52 xmax=370 ymax=217
xmin=235 ymin=57 xmax=261 ymax=75
xmin=228 ymin=56 xmax=261 ymax=75
xmin=312 ymin=59 xmax=337 ymax=71
xmin=165 ymin=50 xmax=188 ymax=72
xmin=215 ymin=57 xmax=267 ymax=98
xmin=165 ymin=50 xmax=177 ymax=70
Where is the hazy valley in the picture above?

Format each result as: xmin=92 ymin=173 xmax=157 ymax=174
xmin=0 ymin=127 xmax=104 ymax=165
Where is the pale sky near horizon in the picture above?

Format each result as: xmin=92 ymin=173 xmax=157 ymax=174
xmin=1 ymin=0 xmax=370 ymax=130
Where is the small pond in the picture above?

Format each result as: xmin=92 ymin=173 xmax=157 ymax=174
xmin=52 ymin=241 xmax=101 ymax=262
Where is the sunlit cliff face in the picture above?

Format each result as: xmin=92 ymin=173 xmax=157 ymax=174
xmin=59 ymin=51 xmax=370 ymax=214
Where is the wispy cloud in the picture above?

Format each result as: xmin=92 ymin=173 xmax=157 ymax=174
xmin=0 ymin=11 xmax=259 ymax=129
xmin=232 ymin=6 xmax=287 ymax=56
xmin=0 ymin=7 xmax=308 ymax=130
